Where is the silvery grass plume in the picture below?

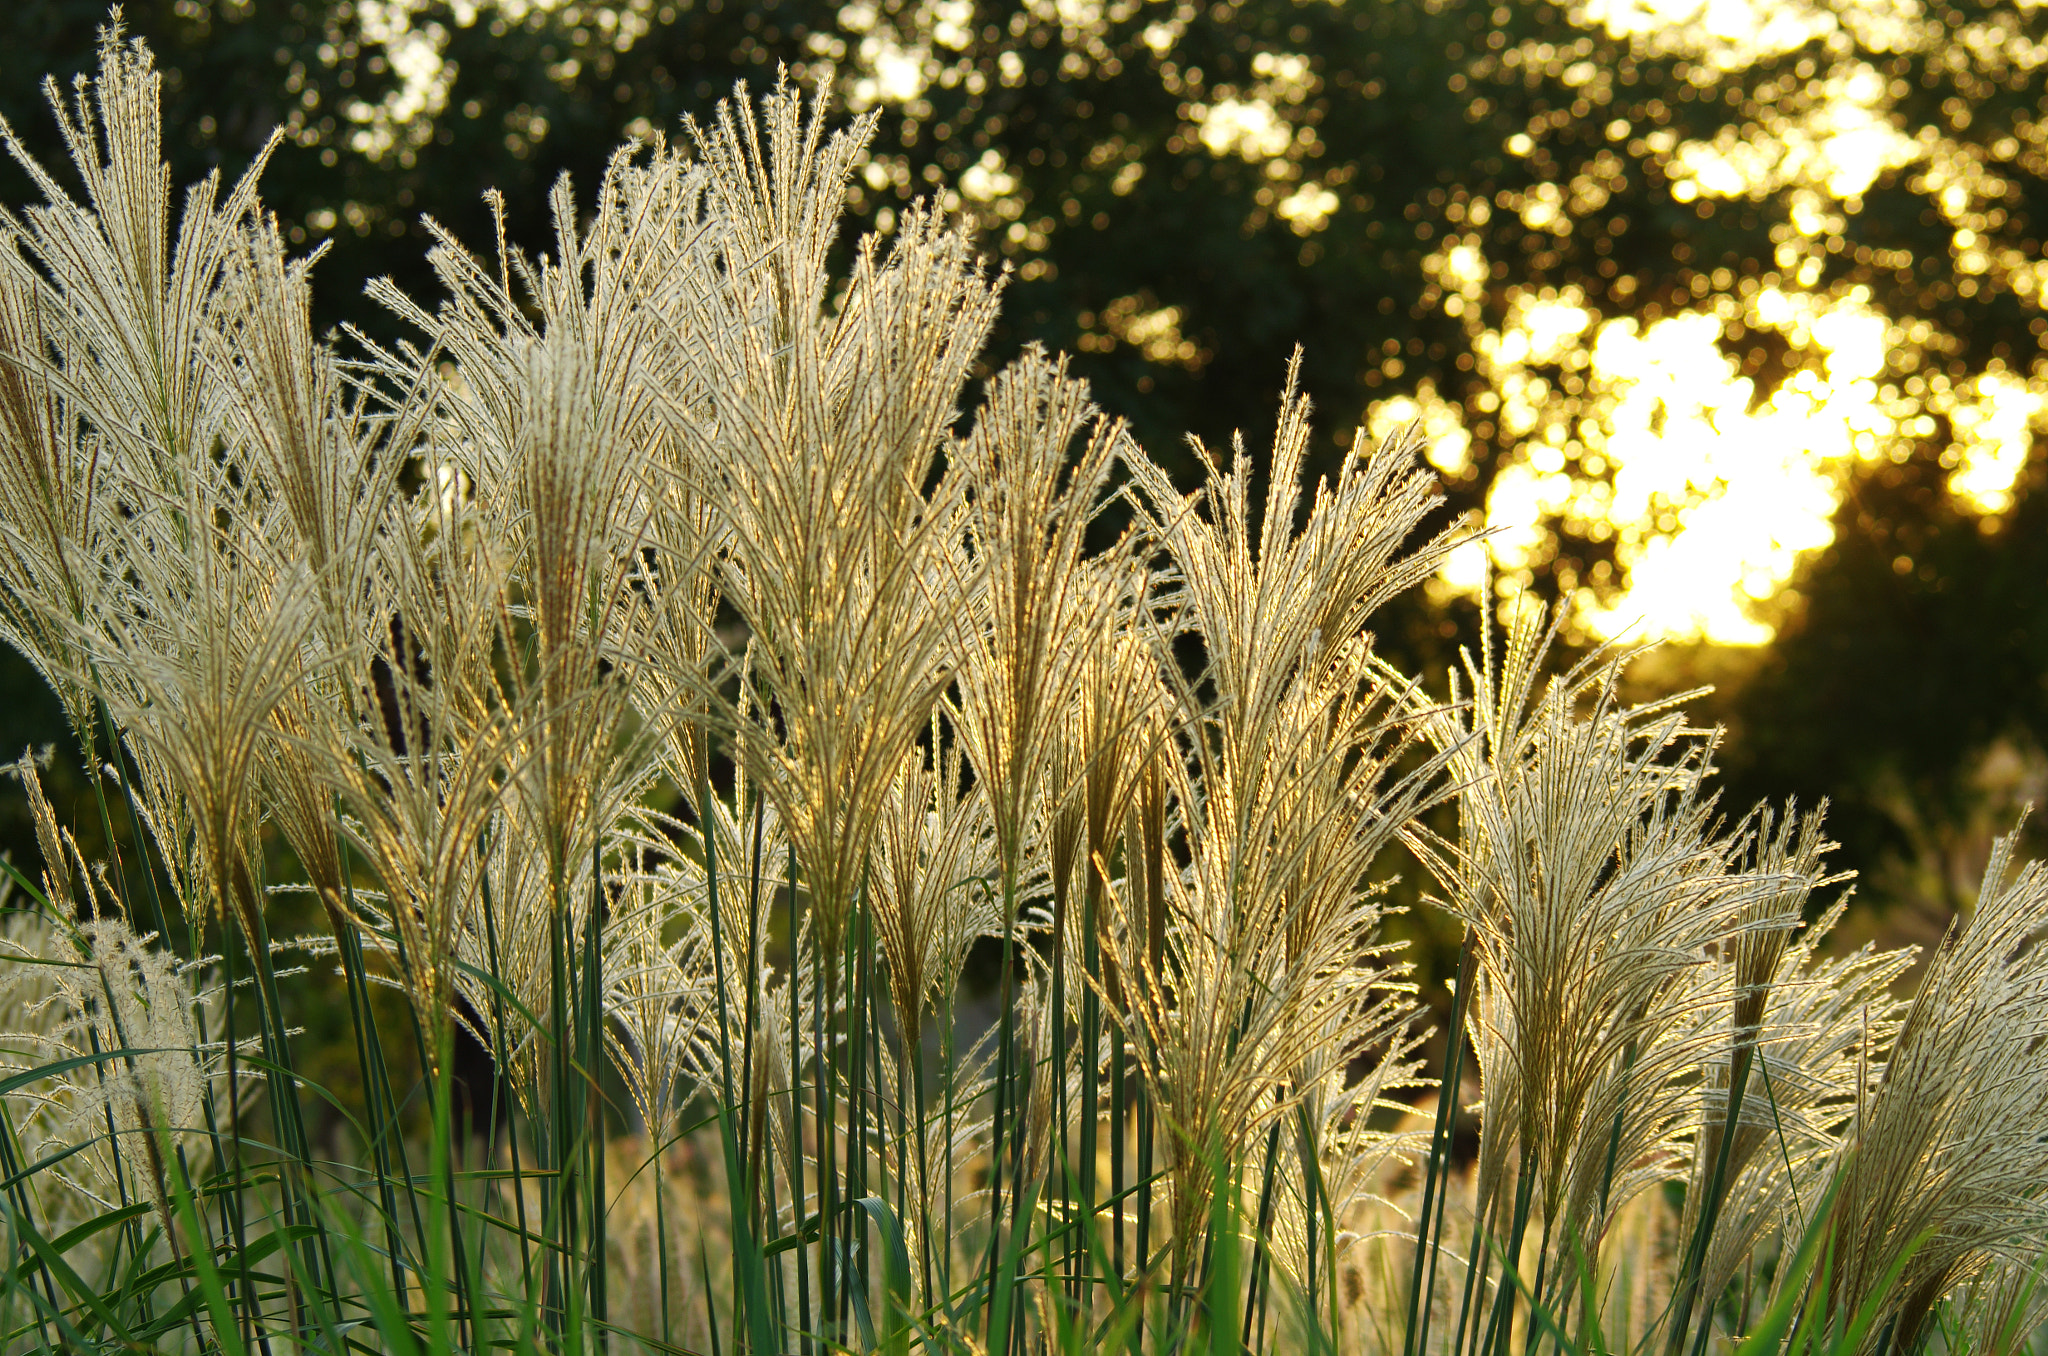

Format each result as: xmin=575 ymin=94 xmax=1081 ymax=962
xmin=446 ymin=793 xmax=588 ymax=1113
xmin=613 ymin=754 xmax=803 ymax=1112
xmin=613 ymin=750 xmax=828 ymax=1301
xmin=1669 ymin=807 xmax=1858 ymax=1336
xmin=871 ymin=718 xmax=1006 ymax=1057
xmin=1107 ymin=378 xmax=1461 ymax=1301
xmin=355 ymin=78 xmax=1010 ymax=1338
xmin=320 ymin=461 xmax=524 ymax=1031
xmin=1057 ymin=616 xmax=1172 ymax=982
xmin=346 ymin=194 xmax=654 ymax=1029
xmin=1691 ymin=897 xmax=1913 ymax=1337
xmin=1125 ymin=354 xmax=1458 ymax=814
xmin=0 ymin=29 xmax=274 ymax=493
xmin=1952 ymin=1255 xmax=2048 ymax=1356
xmin=1 ymin=755 xmax=226 ymax=1248
xmin=630 ymin=443 xmax=729 ymax=831
xmin=84 ymin=415 xmax=317 ymax=940
xmin=0 ymin=28 xmax=317 ymax=948
xmin=0 ymin=26 xmax=273 ymax=751
xmin=619 ymin=726 xmax=825 ymax=1246
xmin=660 ymin=87 xmax=995 ymax=952
xmin=445 ymin=788 xmax=737 ymax=1141
xmin=612 ymin=733 xmax=785 ymax=989
xmin=1020 ymin=616 xmax=1169 ymax=1299
xmin=331 ymin=159 xmax=699 ymax=1216
xmin=868 ymin=727 xmax=1011 ymax=1290
xmin=363 ymin=149 xmax=681 ymax=919
xmin=601 ymin=843 xmax=719 ymax=1149
xmin=209 ymin=210 xmax=414 ymax=933
xmin=1403 ymin=604 xmax=1812 ymax=1343
xmin=0 ymin=901 xmax=97 ymax=1221
xmin=1028 ymin=604 xmax=1167 ymax=1261
xmin=0 ymin=230 xmax=105 ymax=739
xmin=949 ymin=349 xmax=1136 ymax=886
xmin=1817 ymin=819 xmax=2048 ymax=1353
xmin=943 ymin=349 xmax=1139 ymax=1317
xmin=209 ymin=210 xmax=411 ymax=655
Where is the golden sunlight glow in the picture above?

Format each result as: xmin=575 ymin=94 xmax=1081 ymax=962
xmin=1374 ymin=0 xmax=2048 ymax=645
xmin=1393 ymin=270 xmax=2044 ymax=646
xmin=1949 ymin=372 xmax=2046 ymax=516
xmin=1194 ymin=99 xmax=1294 ymax=160
xmin=1666 ymin=62 xmax=1920 ymax=202
xmin=1581 ymin=0 xmax=1878 ymax=69
xmin=338 ymin=1 xmax=456 ymax=162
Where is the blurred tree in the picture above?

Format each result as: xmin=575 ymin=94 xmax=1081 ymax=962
xmin=1710 ymin=451 xmax=2048 ymax=920
xmin=4 ymin=0 xmax=2048 ymax=936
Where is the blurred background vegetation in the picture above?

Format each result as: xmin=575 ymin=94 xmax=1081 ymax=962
xmin=4 ymin=0 xmax=2047 ymax=1026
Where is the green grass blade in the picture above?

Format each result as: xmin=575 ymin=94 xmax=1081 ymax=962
xmin=856 ymin=1195 xmax=915 ymax=1356
xmin=1733 ymin=1168 xmax=1846 ymax=1356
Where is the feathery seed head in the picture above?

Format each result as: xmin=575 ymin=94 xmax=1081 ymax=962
xmin=1820 ymin=817 xmax=2048 ymax=1347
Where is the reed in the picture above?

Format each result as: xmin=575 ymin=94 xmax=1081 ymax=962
xmin=0 ymin=24 xmax=2044 ymax=1356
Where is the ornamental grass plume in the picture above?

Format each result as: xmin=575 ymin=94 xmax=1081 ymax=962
xmin=1818 ymin=820 xmax=2048 ymax=1353
xmin=1690 ymin=897 xmax=1914 ymax=1332
xmin=213 ymin=209 xmax=413 ymax=934
xmin=1101 ymin=372 xmax=1463 ymax=1310
xmin=870 ymin=719 xmax=1005 ymax=1057
xmin=6 ymin=23 xmax=2048 ymax=1356
xmin=320 ymin=493 xmax=524 ymax=1033
xmin=670 ymin=88 xmax=996 ymax=955
xmin=1954 ymin=1255 xmax=2048 ymax=1356
xmin=1671 ymin=806 xmax=1854 ymax=1333
xmin=0 ymin=33 xmax=272 ymax=487
xmin=0 ymin=906 xmax=214 ymax=1242
xmin=1402 ymin=604 xmax=1813 ymax=1345
xmin=2 ymin=754 xmax=225 ymax=1247
xmin=446 ymin=794 xmax=588 ymax=1112
xmin=0 ymin=235 xmax=105 ymax=738
xmin=949 ymin=348 xmax=1135 ymax=884
xmin=601 ymin=845 xmax=717 ymax=1149
xmin=367 ymin=168 xmax=667 ymax=916
xmin=0 ymin=32 xmax=303 ymax=946
xmin=209 ymin=211 xmax=410 ymax=644
xmin=85 ymin=431 xmax=318 ymax=941
xmin=0 ymin=901 xmax=100 ymax=1220
xmin=1123 ymin=355 xmax=1456 ymax=780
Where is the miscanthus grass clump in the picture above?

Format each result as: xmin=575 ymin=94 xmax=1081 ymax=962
xmin=0 ymin=26 xmax=2044 ymax=1356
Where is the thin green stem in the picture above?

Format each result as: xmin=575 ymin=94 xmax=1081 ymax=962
xmin=473 ymin=833 xmax=535 ymax=1308
xmin=1480 ymin=1144 xmax=1538 ymax=1356
xmin=584 ymin=855 xmax=609 ymax=1340
xmin=983 ymin=853 xmax=1023 ymax=1355
xmin=1409 ymin=938 xmax=1477 ymax=1356
xmin=1673 ymin=1041 xmax=1758 ymax=1356
xmin=788 ymin=859 xmax=813 ymax=1356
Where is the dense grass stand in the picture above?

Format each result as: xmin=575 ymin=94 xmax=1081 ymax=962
xmin=0 ymin=27 xmax=2046 ymax=1356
